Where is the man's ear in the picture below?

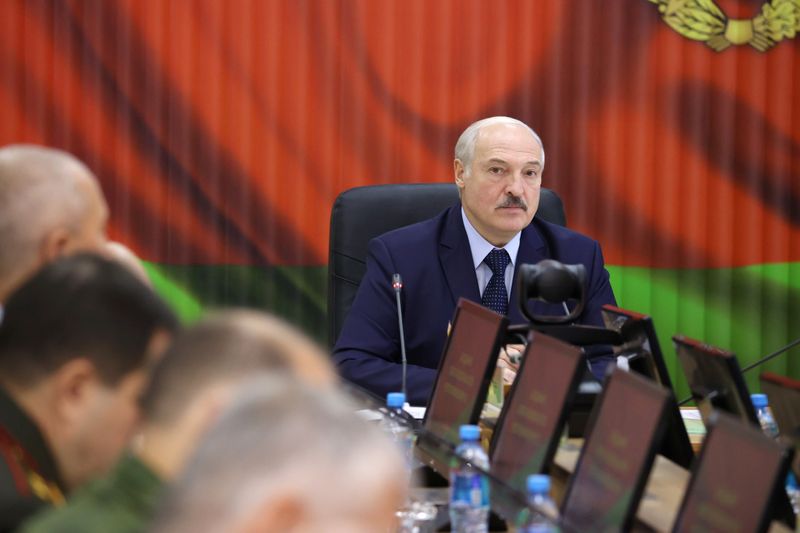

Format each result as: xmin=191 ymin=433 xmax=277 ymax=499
xmin=40 ymin=227 xmax=73 ymax=263
xmin=454 ymin=159 xmax=466 ymax=188
xmin=235 ymin=493 xmax=306 ymax=533
xmin=51 ymin=358 xmax=98 ymax=424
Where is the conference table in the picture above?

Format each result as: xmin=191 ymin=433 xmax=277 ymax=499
xmin=551 ymin=439 xmax=792 ymax=533
xmin=354 ymin=386 xmax=794 ymax=532
xmin=407 ymin=419 xmax=795 ymax=532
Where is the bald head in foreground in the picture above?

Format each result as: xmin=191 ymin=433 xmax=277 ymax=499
xmin=105 ymin=241 xmax=151 ymax=287
xmin=151 ymin=378 xmax=407 ymax=533
xmin=0 ymin=145 xmax=109 ymax=302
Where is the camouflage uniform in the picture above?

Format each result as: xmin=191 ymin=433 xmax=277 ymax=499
xmin=20 ymin=454 xmax=163 ymax=533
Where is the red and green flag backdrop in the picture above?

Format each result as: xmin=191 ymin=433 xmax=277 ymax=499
xmin=1 ymin=0 xmax=798 ymax=399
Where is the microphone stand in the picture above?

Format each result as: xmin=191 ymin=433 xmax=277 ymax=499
xmin=678 ymin=335 xmax=800 ymax=406
xmin=741 ymin=336 xmax=800 ymax=374
xmin=392 ymin=274 xmax=407 ymax=399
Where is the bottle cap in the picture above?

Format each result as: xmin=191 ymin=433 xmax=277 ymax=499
xmin=527 ymin=474 xmax=550 ymax=494
xmin=751 ymin=393 xmax=768 ymax=409
xmin=459 ymin=424 xmax=481 ymax=441
xmin=387 ymin=392 xmax=406 ymax=408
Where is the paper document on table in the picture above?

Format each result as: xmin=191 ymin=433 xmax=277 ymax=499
xmin=355 ymin=409 xmax=383 ymax=422
xmin=680 ymin=408 xmax=702 ymax=420
xmin=404 ymin=406 xmax=425 ymax=419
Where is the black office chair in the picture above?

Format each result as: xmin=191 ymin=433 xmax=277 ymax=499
xmin=327 ymin=183 xmax=567 ymax=346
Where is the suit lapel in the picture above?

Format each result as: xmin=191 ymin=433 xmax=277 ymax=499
xmin=439 ymin=209 xmax=551 ymax=325
xmin=508 ymin=221 xmax=548 ymax=325
xmin=439 ymin=206 xmax=481 ymax=307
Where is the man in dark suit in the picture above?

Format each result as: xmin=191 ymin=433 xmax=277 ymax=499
xmin=333 ymin=117 xmax=616 ymax=406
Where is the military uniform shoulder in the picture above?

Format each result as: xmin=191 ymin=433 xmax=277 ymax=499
xmin=0 ymin=389 xmax=66 ymax=531
xmin=18 ymin=487 xmax=111 ymax=533
xmin=20 ymin=455 xmax=162 ymax=533
xmin=0 ymin=428 xmax=64 ymax=531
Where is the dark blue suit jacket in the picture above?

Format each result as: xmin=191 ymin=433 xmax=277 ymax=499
xmin=332 ymin=205 xmax=617 ymax=405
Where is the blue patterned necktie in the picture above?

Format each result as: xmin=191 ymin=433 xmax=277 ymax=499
xmin=481 ymin=248 xmax=510 ymax=315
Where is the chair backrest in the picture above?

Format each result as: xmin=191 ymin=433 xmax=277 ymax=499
xmin=327 ymin=183 xmax=566 ymax=346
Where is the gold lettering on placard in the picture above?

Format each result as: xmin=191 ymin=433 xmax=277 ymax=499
xmin=713 ymin=487 xmax=739 ymax=507
xmin=449 ymin=365 xmax=475 ymax=387
xmin=593 ymin=442 xmax=630 ymax=473
xmin=609 ymin=430 xmax=629 ymax=449
xmin=444 ymin=382 xmax=468 ymax=402
xmin=587 ymin=462 xmax=623 ymax=493
xmin=528 ymin=390 xmax=546 ymax=404
xmin=510 ymin=423 xmax=542 ymax=442
xmin=696 ymin=501 xmax=742 ymax=531
xmin=457 ymin=351 xmax=474 ymax=366
xmin=435 ymin=349 xmax=479 ymax=408
xmin=517 ymin=405 xmax=546 ymax=425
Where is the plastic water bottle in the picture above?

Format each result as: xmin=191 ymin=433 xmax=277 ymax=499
xmin=383 ymin=392 xmax=414 ymax=467
xmin=786 ymin=472 xmax=800 ymax=517
xmin=751 ymin=393 xmax=779 ymax=439
xmin=519 ymin=474 xmax=559 ymax=532
xmin=450 ymin=424 xmax=490 ymax=533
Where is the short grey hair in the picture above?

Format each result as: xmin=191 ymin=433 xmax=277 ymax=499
xmin=454 ymin=116 xmax=545 ymax=176
xmin=139 ymin=309 xmax=336 ymax=426
xmin=151 ymin=378 xmax=405 ymax=532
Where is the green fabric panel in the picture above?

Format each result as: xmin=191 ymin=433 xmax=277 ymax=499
xmin=140 ymin=261 xmax=800 ymax=403
xmin=142 ymin=264 xmax=204 ymax=323
xmin=141 ymin=263 xmax=328 ymax=344
xmin=607 ymin=263 xmax=800 ymax=400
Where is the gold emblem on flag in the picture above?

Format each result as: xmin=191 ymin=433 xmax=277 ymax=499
xmin=648 ymin=0 xmax=799 ymax=52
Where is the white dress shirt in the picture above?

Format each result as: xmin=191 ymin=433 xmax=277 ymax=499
xmin=461 ymin=208 xmax=520 ymax=302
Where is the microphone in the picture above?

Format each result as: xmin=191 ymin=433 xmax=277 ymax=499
xmin=517 ymin=260 xmax=586 ymax=324
xmin=676 ymin=335 xmax=800 ymax=406
xmin=741 ymin=336 xmax=800 ymax=374
xmin=392 ymin=274 xmax=408 ymax=400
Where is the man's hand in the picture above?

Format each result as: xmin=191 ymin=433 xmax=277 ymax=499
xmin=497 ymin=344 xmax=525 ymax=385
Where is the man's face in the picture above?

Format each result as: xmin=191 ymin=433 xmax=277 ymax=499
xmin=455 ymin=123 xmax=543 ymax=246
xmin=62 ymin=367 xmax=148 ymax=489
xmin=60 ymin=330 xmax=171 ymax=490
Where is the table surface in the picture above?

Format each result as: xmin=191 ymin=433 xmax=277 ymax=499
xmin=552 ymin=439 xmax=792 ymax=533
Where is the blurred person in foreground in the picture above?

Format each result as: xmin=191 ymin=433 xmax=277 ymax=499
xmin=151 ymin=377 xmax=407 ymax=533
xmin=22 ymin=310 xmax=338 ymax=532
xmin=0 ymin=145 xmax=109 ymax=306
xmin=105 ymin=241 xmax=152 ymax=288
xmin=0 ymin=253 xmax=177 ymax=530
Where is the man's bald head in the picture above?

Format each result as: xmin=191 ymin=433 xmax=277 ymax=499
xmin=0 ymin=145 xmax=109 ymax=301
xmin=105 ymin=241 xmax=151 ymax=288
